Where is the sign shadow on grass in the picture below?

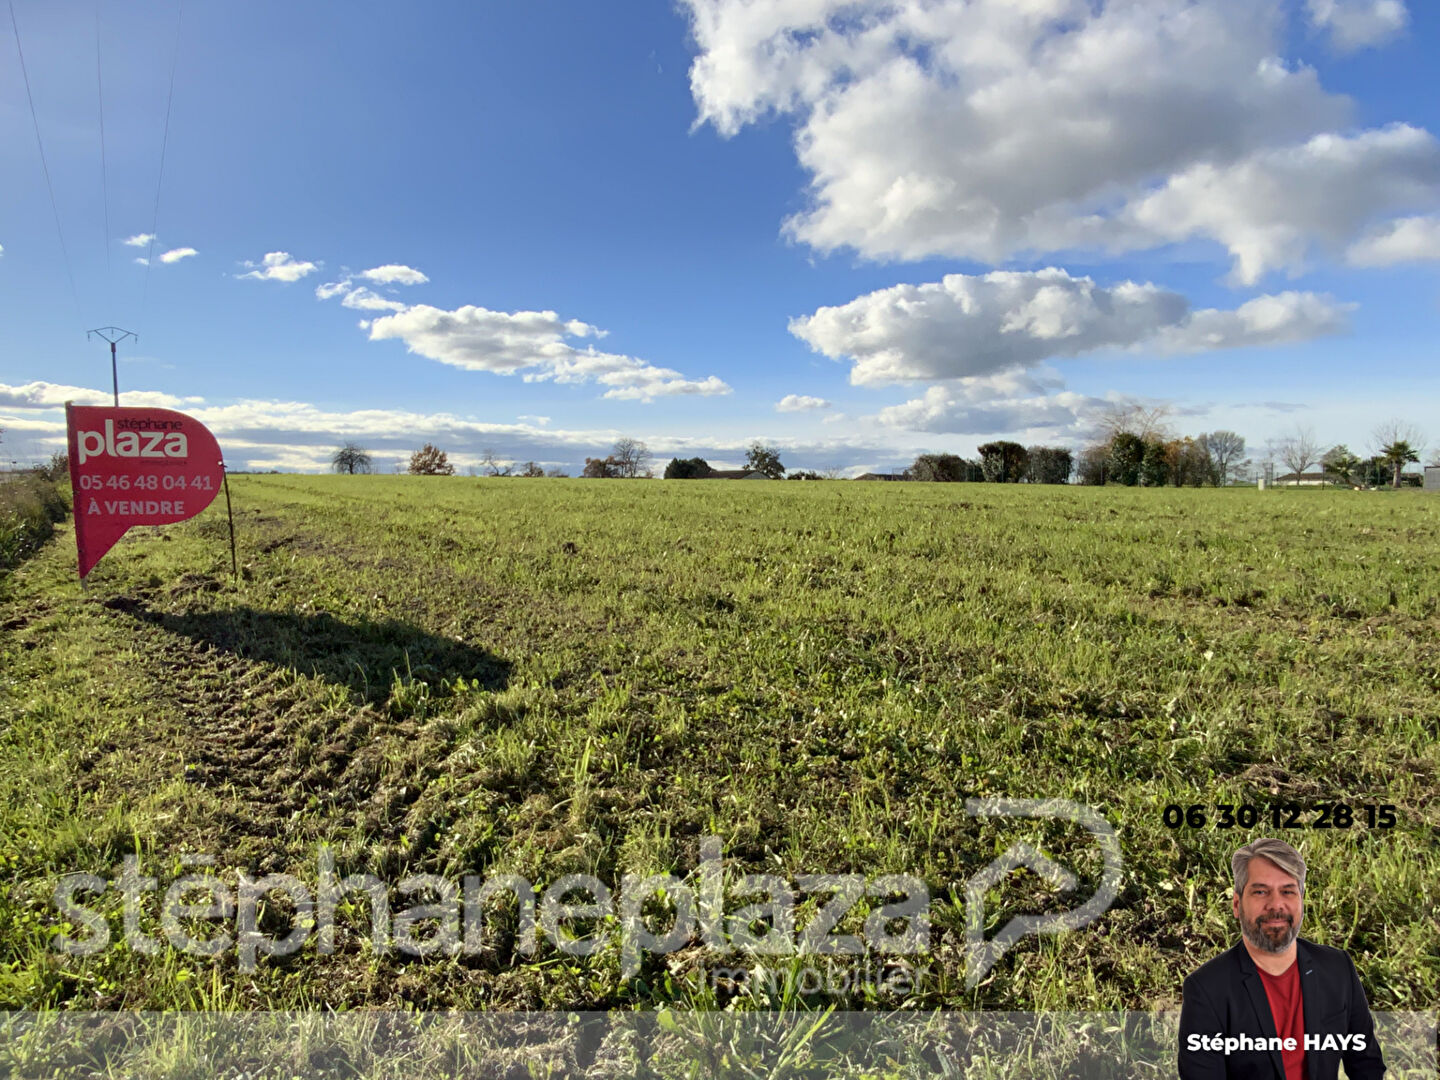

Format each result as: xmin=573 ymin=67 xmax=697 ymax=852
xmin=122 ymin=603 xmax=512 ymax=707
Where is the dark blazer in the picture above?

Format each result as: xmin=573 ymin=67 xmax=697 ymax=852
xmin=1178 ymin=938 xmax=1385 ymax=1079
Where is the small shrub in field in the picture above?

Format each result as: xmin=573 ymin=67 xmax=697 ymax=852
xmin=37 ymin=452 xmax=70 ymax=483
xmin=583 ymin=456 xmax=622 ymax=478
xmin=409 ymin=444 xmax=455 ymax=475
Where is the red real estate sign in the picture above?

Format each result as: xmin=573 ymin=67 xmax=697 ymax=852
xmin=65 ymin=404 xmax=225 ymax=578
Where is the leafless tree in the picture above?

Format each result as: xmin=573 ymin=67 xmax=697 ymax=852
xmin=1370 ymin=418 xmax=1425 ymax=458
xmin=1093 ymin=401 xmax=1173 ymax=442
xmin=1198 ymin=431 xmax=1245 ymax=485
xmin=610 ymin=437 xmax=653 ymax=478
xmin=1276 ymin=426 xmax=1322 ymax=483
xmin=330 ymin=442 xmax=373 ymax=474
xmin=479 ymin=448 xmax=512 ymax=477
xmin=517 ymin=461 xmax=545 ymax=478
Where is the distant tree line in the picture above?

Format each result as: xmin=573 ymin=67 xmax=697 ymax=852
xmin=1068 ymin=405 xmax=1241 ymax=487
xmin=327 ymin=413 xmax=1431 ymax=488
xmin=663 ymin=443 xmax=788 ymax=479
xmin=900 ymin=444 xmax=1072 ymax=484
xmin=1071 ymin=406 xmax=1426 ymax=488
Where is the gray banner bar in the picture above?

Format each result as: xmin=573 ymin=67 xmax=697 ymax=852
xmin=1 ymin=1010 xmax=1435 ymax=1078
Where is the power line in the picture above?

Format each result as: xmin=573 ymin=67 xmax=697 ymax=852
xmin=140 ymin=0 xmax=184 ymax=330
xmin=8 ymin=0 xmax=85 ymax=327
xmin=96 ymin=0 xmax=112 ymax=307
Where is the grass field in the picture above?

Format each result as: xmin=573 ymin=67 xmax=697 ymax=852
xmin=1 ymin=476 xmax=1436 ymax=1020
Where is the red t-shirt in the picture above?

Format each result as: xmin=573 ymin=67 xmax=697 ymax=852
xmin=1257 ymin=960 xmax=1306 ymax=1080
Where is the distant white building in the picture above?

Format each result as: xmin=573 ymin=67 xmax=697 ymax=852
xmin=1273 ymin=472 xmax=1342 ymax=487
xmin=1425 ymin=466 xmax=1440 ymax=492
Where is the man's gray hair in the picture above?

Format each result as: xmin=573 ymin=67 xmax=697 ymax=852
xmin=1232 ymin=838 xmax=1306 ymax=895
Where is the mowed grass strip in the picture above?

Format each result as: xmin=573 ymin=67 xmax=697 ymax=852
xmin=1 ymin=476 xmax=1436 ymax=1012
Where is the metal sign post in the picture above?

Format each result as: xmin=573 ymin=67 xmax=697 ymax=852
xmin=222 ymin=464 xmax=238 ymax=580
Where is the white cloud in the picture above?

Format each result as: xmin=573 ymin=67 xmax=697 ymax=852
xmin=0 ymin=413 xmax=70 ymax=435
xmin=158 ymin=247 xmax=197 ymax=264
xmin=315 ymin=280 xmax=351 ymax=301
xmin=789 ymin=268 xmax=1349 ymax=386
xmin=359 ymin=264 xmax=429 ymax=286
xmin=0 ymin=377 xmax=1223 ymax=475
xmin=1124 ymin=124 xmax=1440 ymax=284
xmin=0 ymin=381 xmax=205 ymax=410
xmin=367 ymin=304 xmax=731 ymax=402
xmin=340 ymin=287 xmax=406 ymax=313
xmin=134 ymin=257 xmax=149 ymax=266
xmin=170 ymin=399 xmax=916 ymax=472
xmin=776 ymin=394 xmax=832 ymax=412
xmin=122 ymin=233 xmax=155 ymax=247
xmin=1 ymin=375 xmax=1421 ymax=476
xmin=597 ymin=374 xmax=731 ymax=401
xmin=1346 ymin=215 xmax=1440 ymax=266
xmin=238 ymin=251 xmax=319 ymax=283
xmin=0 ymin=243 xmax=5 ymax=257
xmin=0 ymin=392 xmax=641 ymax=463
xmin=1306 ymin=0 xmax=1408 ymax=51
xmin=315 ymin=265 xmax=428 ymax=311
xmin=1152 ymin=291 xmax=1355 ymax=351
xmin=875 ymin=383 xmax=1104 ymax=436
xmin=0 ymin=391 xmax=773 ymax=470
xmin=368 ymin=306 xmax=598 ymax=374
xmin=682 ymin=0 xmax=1440 ymax=279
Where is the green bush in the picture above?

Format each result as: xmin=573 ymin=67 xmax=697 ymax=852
xmin=0 ymin=473 xmax=70 ymax=572
xmin=664 ymin=456 xmax=713 ymax=479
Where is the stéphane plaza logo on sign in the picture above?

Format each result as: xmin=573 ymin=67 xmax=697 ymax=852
xmin=64 ymin=404 xmax=226 ymax=578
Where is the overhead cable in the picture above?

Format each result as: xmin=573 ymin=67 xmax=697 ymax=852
xmin=140 ymin=0 xmax=184 ymax=329
xmin=9 ymin=0 xmax=85 ymax=326
xmin=96 ymin=0 xmax=112 ymax=307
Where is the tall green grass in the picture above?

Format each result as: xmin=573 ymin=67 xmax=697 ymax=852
xmin=0 ymin=474 xmax=69 ymax=575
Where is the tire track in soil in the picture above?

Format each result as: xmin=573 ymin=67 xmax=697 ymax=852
xmin=96 ymin=593 xmax=407 ymax=869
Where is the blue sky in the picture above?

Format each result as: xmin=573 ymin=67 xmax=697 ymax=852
xmin=3 ymin=0 xmax=1438 ymax=475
